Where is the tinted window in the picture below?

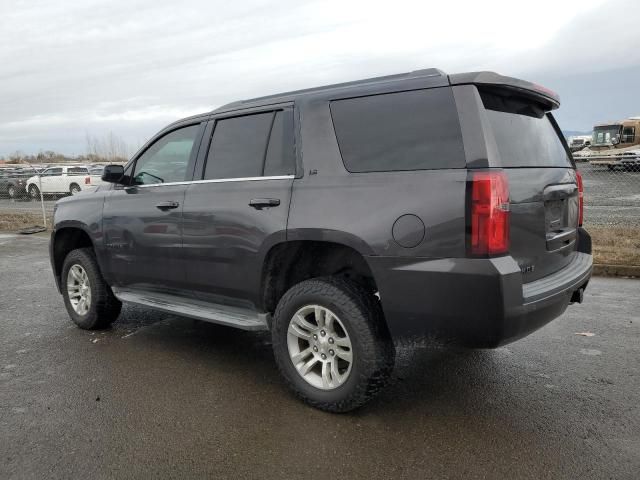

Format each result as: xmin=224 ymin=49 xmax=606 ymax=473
xmin=330 ymin=88 xmax=465 ymax=172
xmin=133 ymin=124 xmax=200 ymax=185
xmin=264 ymin=110 xmax=296 ymax=176
xmin=68 ymin=167 xmax=89 ymax=176
xmin=204 ymin=112 xmax=273 ymax=180
xmin=481 ymin=91 xmax=572 ymax=168
xmin=43 ymin=168 xmax=63 ymax=176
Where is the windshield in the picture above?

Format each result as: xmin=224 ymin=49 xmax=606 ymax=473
xmin=593 ymin=125 xmax=621 ymax=145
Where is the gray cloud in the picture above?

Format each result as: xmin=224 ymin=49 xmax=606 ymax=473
xmin=0 ymin=0 xmax=637 ymax=155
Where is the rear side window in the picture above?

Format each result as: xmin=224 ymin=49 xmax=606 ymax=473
xmin=480 ymin=90 xmax=572 ymax=168
xmin=68 ymin=167 xmax=88 ymax=176
xmin=204 ymin=113 xmax=273 ymax=180
xmin=330 ymin=88 xmax=465 ymax=172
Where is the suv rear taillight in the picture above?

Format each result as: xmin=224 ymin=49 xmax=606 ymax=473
xmin=576 ymin=170 xmax=584 ymax=226
xmin=85 ymin=176 xmax=91 ymax=185
xmin=468 ymin=171 xmax=510 ymax=256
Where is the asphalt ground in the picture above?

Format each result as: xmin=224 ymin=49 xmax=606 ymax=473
xmin=1 ymin=234 xmax=639 ymax=479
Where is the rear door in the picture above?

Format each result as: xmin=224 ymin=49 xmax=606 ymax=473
xmin=66 ymin=167 xmax=89 ymax=193
xmin=479 ymin=88 xmax=578 ymax=282
xmin=182 ymin=107 xmax=296 ymax=307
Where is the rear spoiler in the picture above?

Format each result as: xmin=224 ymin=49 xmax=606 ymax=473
xmin=448 ymin=71 xmax=560 ymax=111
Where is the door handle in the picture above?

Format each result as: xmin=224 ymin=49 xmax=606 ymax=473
xmin=249 ymin=198 xmax=280 ymax=209
xmin=155 ymin=201 xmax=180 ymax=211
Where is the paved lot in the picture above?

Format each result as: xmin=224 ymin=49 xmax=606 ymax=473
xmin=1 ymin=234 xmax=639 ymax=479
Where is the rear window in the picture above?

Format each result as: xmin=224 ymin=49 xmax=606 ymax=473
xmin=481 ymin=91 xmax=572 ymax=168
xmin=330 ymin=88 xmax=465 ymax=172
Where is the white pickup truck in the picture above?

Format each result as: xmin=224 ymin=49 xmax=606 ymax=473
xmin=26 ymin=165 xmax=106 ymax=198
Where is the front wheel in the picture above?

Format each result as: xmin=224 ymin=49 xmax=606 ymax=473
xmin=61 ymin=248 xmax=122 ymax=329
xmin=69 ymin=183 xmax=81 ymax=195
xmin=7 ymin=185 xmax=16 ymax=199
xmin=272 ymin=277 xmax=395 ymax=413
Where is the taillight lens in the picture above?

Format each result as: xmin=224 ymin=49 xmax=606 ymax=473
xmin=85 ymin=176 xmax=91 ymax=185
xmin=468 ymin=171 xmax=510 ymax=256
xmin=576 ymin=170 xmax=584 ymax=227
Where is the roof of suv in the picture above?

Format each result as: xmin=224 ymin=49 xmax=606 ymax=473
xmin=210 ymin=68 xmax=560 ymax=115
xmin=164 ymin=68 xmax=561 ymax=131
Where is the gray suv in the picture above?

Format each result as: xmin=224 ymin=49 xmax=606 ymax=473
xmin=49 ymin=69 xmax=592 ymax=412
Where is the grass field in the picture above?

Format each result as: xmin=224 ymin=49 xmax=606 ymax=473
xmin=1 ymin=212 xmax=638 ymax=267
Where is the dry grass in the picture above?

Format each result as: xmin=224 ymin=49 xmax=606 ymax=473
xmin=0 ymin=212 xmax=52 ymax=232
xmin=588 ymin=225 xmax=640 ymax=266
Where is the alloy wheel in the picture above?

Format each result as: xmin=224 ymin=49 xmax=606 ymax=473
xmin=67 ymin=264 xmax=91 ymax=315
xmin=287 ymin=305 xmax=353 ymax=390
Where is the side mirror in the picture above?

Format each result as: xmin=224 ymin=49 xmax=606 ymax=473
xmin=611 ymin=137 xmax=620 ymax=146
xmin=102 ymin=164 xmax=125 ymax=183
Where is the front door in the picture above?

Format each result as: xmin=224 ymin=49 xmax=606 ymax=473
xmin=182 ymin=108 xmax=296 ymax=307
xmin=103 ymin=122 xmax=204 ymax=291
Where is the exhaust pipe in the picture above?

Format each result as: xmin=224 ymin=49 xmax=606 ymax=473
xmin=570 ymin=288 xmax=584 ymax=304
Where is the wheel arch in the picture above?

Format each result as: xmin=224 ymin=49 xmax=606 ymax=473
xmin=50 ymin=225 xmax=96 ymax=293
xmin=259 ymin=237 xmax=378 ymax=315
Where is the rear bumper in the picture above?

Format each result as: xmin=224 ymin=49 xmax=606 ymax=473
xmin=368 ymin=239 xmax=592 ymax=347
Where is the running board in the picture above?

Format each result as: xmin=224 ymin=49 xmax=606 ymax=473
xmin=112 ymin=288 xmax=269 ymax=331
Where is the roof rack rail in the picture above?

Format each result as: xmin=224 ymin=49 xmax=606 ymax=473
xmin=215 ymin=67 xmax=446 ymax=112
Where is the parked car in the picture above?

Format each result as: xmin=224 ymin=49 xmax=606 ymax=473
xmin=26 ymin=165 xmax=91 ymax=197
xmin=0 ymin=169 xmax=30 ymax=199
xmin=81 ymin=165 xmax=110 ymax=192
xmin=49 ymin=69 xmax=592 ymax=412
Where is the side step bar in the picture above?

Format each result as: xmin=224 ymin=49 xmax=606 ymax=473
xmin=112 ymin=288 xmax=270 ymax=331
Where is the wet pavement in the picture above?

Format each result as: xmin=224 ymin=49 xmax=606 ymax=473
xmin=1 ymin=234 xmax=639 ymax=479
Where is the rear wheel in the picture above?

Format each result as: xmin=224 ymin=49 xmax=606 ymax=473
xmin=61 ymin=248 xmax=122 ymax=329
xmin=28 ymin=184 xmax=40 ymax=199
xmin=272 ymin=277 xmax=394 ymax=412
xmin=69 ymin=183 xmax=81 ymax=195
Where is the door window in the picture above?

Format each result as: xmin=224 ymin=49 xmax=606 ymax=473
xmin=622 ymin=127 xmax=635 ymax=144
xmin=264 ymin=110 xmax=296 ymax=176
xmin=204 ymin=112 xmax=274 ymax=180
xmin=42 ymin=168 xmax=62 ymax=176
xmin=133 ymin=124 xmax=201 ymax=185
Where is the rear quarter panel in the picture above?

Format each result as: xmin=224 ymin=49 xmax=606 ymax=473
xmin=288 ymin=94 xmax=466 ymax=259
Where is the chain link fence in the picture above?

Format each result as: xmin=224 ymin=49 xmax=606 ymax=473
xmin=1 ymin=160 xmax=638 ymax=265
xmin=576 ymin=160 xmax=640 ymax=267
xmin=0 ymin=162 xmax=108 ymax=232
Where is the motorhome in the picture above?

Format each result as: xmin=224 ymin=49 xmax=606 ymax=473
xmin=574 ymin=117 xmax=640 ymax=170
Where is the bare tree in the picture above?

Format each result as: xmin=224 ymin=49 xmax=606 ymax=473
xmin=85 ymin=131 xmax=133 ymax=162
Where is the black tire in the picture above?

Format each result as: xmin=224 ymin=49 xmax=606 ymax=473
xmin=61 ymin=248 xmax=122 ymax=329
xmin=8 ymin=185 xmax=16 ymax=199
xmin=69 ymin=183 xmax=81 ymax=195
xmin=28 ymin=184 xmax=40 ymax=199
xmin=272 ymin=277 xmax=395 ymax=413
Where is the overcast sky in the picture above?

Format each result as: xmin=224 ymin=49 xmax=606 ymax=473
xmin=1 ymin=0 xmax=638 ymax=156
